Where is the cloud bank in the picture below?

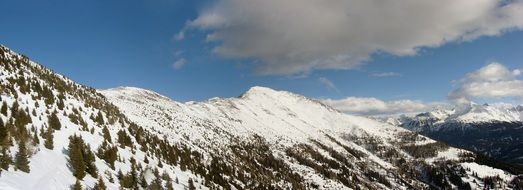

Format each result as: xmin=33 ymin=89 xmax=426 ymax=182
xmin=184 ymin=0 xmax=523 ymax=75
xmin=323 ymin=63 xmax=522 ymax=116
xmin=449 ymin=63 xmax=523 ymax=103
xmin=322 ymin=97 xmax=434 ymax=116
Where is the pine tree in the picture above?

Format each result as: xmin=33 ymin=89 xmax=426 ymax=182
xmin=139 ymin=172 xmax=148 ymax=188
xmin=83 ymin=144 xmax=98 ymax=178
xmin=144 ymin=155 xmax=149 ymax=164
xmin=11 ymin=101 xmax=19 ymax=116
xmin=71 ymin=179 xmax=83 ymax=190
xmin=148 ymin=178 xmax=162 ymax=190
xmin=69 ymin=136 xmax=86 ymax=179
xmin=95 ymin=111 xmax=104 ymax=125
xmin=166 ymin=179 xmax=174 ymax=190
xmin=158 ymin=159 xmax=163 ymax=168
xmin=68 ymin=135 xmax=98 ymax=179
xmin=44 ymin=127 xmax=54 ymax=150
xmin=0 ymin=102 xmax=7 ymax=116
xmin=102 ymin=126 xmax=111 ymax=143
xmin=0 ymin=148 xmax=12 ymax=170
xmin=188 ymin=178 xmax=196 ymax=190
xmin=15 ymin=141 xmax=30 ymax=172
xmin=48 ymin=112 xmax=61 ymax=130
xmin=0 ymin=118 xmax=7 ymax=145
xmin=57 ymin=98 xmax=65 ymax=110
xmin=97 ymin=141 xmax=117 ymax=169
xmin=93 ymin=178 xmax=107 ymax=190
xmin=32 ymin=130 xmax=39 ymax=145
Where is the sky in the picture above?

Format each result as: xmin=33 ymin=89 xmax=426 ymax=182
xmin=1 ymin=0 xmax=523 ymax=115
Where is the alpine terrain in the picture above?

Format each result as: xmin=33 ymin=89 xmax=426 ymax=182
xmin=0 ymin=44 xmax=522 ymax=189
xmin=392 ymin=103 xmax=523 ymax=168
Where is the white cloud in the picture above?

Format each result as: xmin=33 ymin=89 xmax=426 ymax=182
xmin=174 ymin=31 xmax=185 ymax=41
xmin=183 ymin=0 xmax=523 ymax=75
xmin=318 ymin=77 xmax=338 ymax=92
xmin=322 ymin=97 xmax=435 ymax=116
xmin=172 ymin=58 xmax=187 ymax=70
xmin=449 ymin=62 xmax=523 ymax=103
xmin=370 ymin=72 xmax=402 ymax=77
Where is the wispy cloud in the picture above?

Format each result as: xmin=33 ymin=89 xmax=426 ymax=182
xmin=318 ymin=77 xmax=339 ymax=92
xmin=173 ymin=31 xmax=185 ymax=41
xmin=172 ymin=58 xmax=187 ymax=70
xmin=370 ymin=72 xmax=402 ymax=77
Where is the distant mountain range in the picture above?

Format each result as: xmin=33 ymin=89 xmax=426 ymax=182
xmin=388 ymin=103 xmax=523 ymax=167
xmin=0 ymin=44 xmax=522 ymax=189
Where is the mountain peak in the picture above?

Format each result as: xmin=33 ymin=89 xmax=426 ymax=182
xmin=239 ymin=86 xmax=289 ymax=99
xmin=242 ymin=86 xmax=278 ymax=95
xmin=100 ymin=86 xmax=172 ymax=102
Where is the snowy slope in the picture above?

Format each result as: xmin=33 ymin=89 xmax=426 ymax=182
xmin=102 ymin=86 xmax=522 ymax=189
xmin=0 ymin=45 xmax=207 ymax=190
xmin=1 ymin=43 xmax=521 ymax=189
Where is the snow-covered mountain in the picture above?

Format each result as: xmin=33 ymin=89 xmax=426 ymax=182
xmin=102 ymin=86 xmax=523 ymax=189
xmin=393 ymin=103 xmax=523 ymax=167
xmin=396 ymin=103 xmax=522 ymax=129
xmin=1 ymin=44 xmax=522 ymax=189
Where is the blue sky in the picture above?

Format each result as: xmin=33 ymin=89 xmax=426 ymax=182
xmin=1 ymin=0 xmax=522 ymax=110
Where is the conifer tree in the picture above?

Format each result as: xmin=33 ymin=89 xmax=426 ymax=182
xmin=143 ymin=155 xmax=149 ymax=164
xmin=44 ymin=127 xmax=54 ymax=150
xmin=93 ymin=178 xmax=107 ymax=190
xmin=48 ymin=112 xmax=61 ymax=130
xmin=0 ymin=102 xmax=7 ymax=116
xmin=166 ymin=179 xmax=174 ymax=190
xmin=69 ymin=136 xmax=86 ymax=179
xmin=57 ymin=98 xmax=65 ymax=110
xmin=0 ymin=118 xmax=7 ymax=145
xmin=83 ymin=144 xmax=98 ymax=178
xmin=15 ymin=140 xmax=30 ymax=173
xmin=71 ymin=179 xmax=82 ymax=190
xmin=95 ymin=111 xmax=104 ymax=125
xmin=68 ymin=135 xmax=98 ymax=179
xmin=0 ymin=148 xmax=12 ymax=170
xmin=158 ymin=159 xmax=163 ymax=168
xmin=188 ymin=178 xmax=196 ymax=190
xmin=102 ymin=126 xmax=111 ymax=143
xmin=97 ymin=141 xmax=117 ymax=169
xmin=139 ymin=172 xmax=148 ymax=188
xmin=32 ymin=130 xmax=39 ymax=145
xmin=148 ymin=178 xmax=162 ymax=190
xmin=10 ymin=101 xmax=18 ymax=117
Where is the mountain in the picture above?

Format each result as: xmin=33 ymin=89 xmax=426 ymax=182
xmin=394 ymin=103 xmax=523 ymax=167
xmin=101 ymin=87 xmax=523 ymax=189
xmin=0 ymin=44 xmax=522 ymax=189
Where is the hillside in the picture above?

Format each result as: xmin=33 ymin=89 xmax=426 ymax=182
xmin=0 ymin=44 xmax=522 ymax=189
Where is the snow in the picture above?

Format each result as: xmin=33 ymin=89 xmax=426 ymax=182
xmin=461 ymin=162 xmax=514 ymax=181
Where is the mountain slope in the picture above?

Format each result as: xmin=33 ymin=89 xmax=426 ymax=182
xmin=395 ymin=103 xmax=523 ymax=167
xmin=0 ymin=45 xmax=208 ymax=189
xmin=0 ymin=44 xmax=521 ymax=189
xmin=102 ymin=86 xmax=522 ymax=189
